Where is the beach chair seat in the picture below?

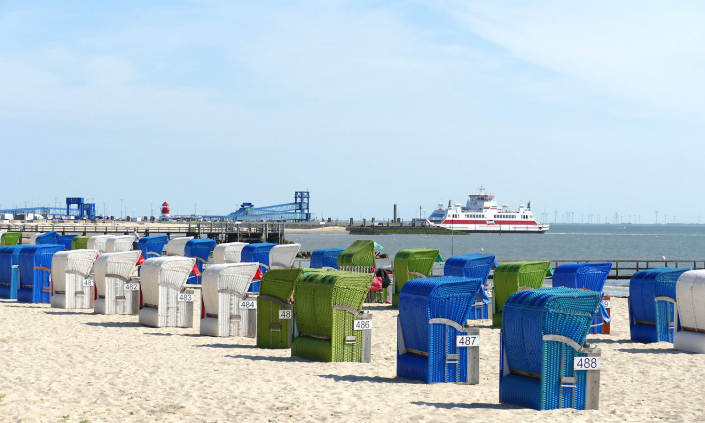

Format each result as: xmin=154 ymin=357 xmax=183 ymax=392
xmin=443 ymin=253 xmax=497 ymax=319
xmin=392 ymin=249 xmax=440 ymax=307
xmin=629 ymin=268 xmax=689 ymax=343
xmin=674 ymin=270 xmax=705 ymax=353
xmin=32 ymin=231 xmax=59 ymax=245
xmin=57 ymin=235 xmax=77 ymax=251
xmin=87 ymin=235 xmax=111 ymax=254
xmin=105 ymin=235 xmax=134 ymax=253
xmin=94 ymin=251 xmax=141 ymax=315
xmin=0 ymin=245 xmax=25 ymax=299
xmin=71 ymin=236 xmax=91 ymax=250
xmin=499 ymin=288 xmax=603 ymax=410
xmin=184 ymin=238 xmax=216 ymax=284
xmin=164 ymin=237 xmax=194 ymax=256
xmin=1 ymin=232 xmax=22 ymax=246
xmin=139 ymin=256 xmax=196 ymax=328
xmin=310 ymin=248 xmax=344 ymax=270
xmin=50 ymin=250 xmax=97 ymax=309
xmin=492 ymin=261 xmax=551 ymax=327
xmin=200 ymin=262 xmax=260 ymax=337
xmin=553 ymin=263 xmax=613 ymax=334
xmin=212 ymin=242 xmax=248 ymax=264
xmin=397 ymin=276 xmax=484 ymax=384
xmin=138 ymin=235 xmax=169 ymax=260
xmin=257 ymin=268 xmax=307 ymax=349
xmin=291 ymin=270 xmax=373 ymax=362
xmin=18 ymin=244 xmax=65 ymax=303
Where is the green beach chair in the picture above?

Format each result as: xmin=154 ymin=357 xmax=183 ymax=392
xmin=337 ymin=240 xmax=380 ymax=302
xmin=71 ymin=236 xmax=91 ymax=250
xmin=257 ymin=268 xmax=304 ymax=349
xmin=392 ymin=248 xmax=440 ymax=307
xmin=1 ymin=232 xmax=22 ymax=246
xmin=291 ymin=271 xmax=373 ymax=362
xmin=492 ymin=261 xmax=551 ymax=327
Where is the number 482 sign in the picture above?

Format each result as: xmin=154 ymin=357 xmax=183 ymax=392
xmin=574 ymin=357 xmax=601 ymax=370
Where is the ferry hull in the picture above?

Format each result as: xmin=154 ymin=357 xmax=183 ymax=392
xmin=428 ymin=223 xmax=549 ymax=233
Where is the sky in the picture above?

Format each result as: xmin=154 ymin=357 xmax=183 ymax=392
xmin=1 ymin=1 xmax=704 ymax=223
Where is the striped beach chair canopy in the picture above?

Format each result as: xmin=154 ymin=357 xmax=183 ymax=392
xmin=629 ymin=268 xmax=689 ymax=343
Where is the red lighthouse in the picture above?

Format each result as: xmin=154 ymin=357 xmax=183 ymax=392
xmin=160 ymin=202 xmax=170 ymax=216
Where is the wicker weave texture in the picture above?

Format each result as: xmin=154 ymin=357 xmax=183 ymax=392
xmin=629 ymin=268 xmax=689 ymax=343
xmin=18 ymin=244 xmax=64 ymax=303
xmin=499 ymin=288 xmax=601 ymax=410
xmin=94 ymin=251 xmax=141 ymax=315
xmin=256 ymin=268 xmax=305 ymax=348
xmin=310 ymin=249 xmax=344 ymax=269
xmin=0 ymin=245 xmax=24 ymax=299
xmin=291 ymin=271 xmax=372 ymax=362
xmin=443 ymin=253 xmax=496 ymax=320
xmin=336 ymin=240 xmax=376 ymax=268
xmin=50 ymin=250 xmax=96 ymax=309
xmin=492 ymin=261 xmax=551 ymax=327
xmin=105 ymin=235 xmax=134 ymax=253
xmin=397 ymin=276 xmax=483 ymax=383
xmin=552 ymin=262 xmax=612 ymax=334
xmin=87 ymin=235 xmax=111 ymax=253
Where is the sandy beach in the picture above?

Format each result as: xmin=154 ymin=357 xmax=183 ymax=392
xmin=0 ymin=297 xmax=703 ymax=422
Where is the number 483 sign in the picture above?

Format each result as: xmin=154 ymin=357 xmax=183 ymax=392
xmin=574 ymin=357 xmax=601 ymax=370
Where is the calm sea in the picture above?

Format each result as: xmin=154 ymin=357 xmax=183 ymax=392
xmin=287 ymin=224 xmax=705 ymax=297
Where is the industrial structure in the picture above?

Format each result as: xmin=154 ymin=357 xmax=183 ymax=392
xmin=223 ymin=191 xmax=311 ymax=222
xmin=0 ymin=197 xmax=96 ymax=220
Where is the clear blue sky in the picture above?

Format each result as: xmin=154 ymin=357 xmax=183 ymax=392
xmin=1 ymin=1 xmax=703 ymax=223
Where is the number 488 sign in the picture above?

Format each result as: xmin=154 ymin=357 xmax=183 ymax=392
xmin=574 ymin=357 xmax=601 ymax=370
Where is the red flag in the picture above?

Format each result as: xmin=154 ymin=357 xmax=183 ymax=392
xmin=191 ymin=262 xmax=201 ymax=277
xmin=253 ymin=268 xmax=264 ymax=281
xmin=136 ymin=255 xmax=145 ymax=266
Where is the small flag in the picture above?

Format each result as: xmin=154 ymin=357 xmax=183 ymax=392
xmin=374 ymin=242 xmax=383 ymax=250
xmin=253 ymin=268 xmax=264 ymax=281
xmin=136 ymin=255 xmax=145 ymax=266
xmin=191 ymin=263 xmax=201 ymax=277
xmin=436 ymin=253 xmax=444 ymax=265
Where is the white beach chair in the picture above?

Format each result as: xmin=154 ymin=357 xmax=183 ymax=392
xmin=139 ymin=256 xmax=196 ymax=328
xmin=50 ymin=250 xmax=98 ymax=309
xmin=675 ymin=270 xmax=705 ymax=353
xmin=105 ymin=235 xmax=134 ymax=253
xmin=200 ymin=263 xmax=260 ymax=337
xmin=28 ymin=233 xmax=41 ymax=245
xmin=212 ymin=242 xmax=248 ymax=264
xmin=164 ymin=237 xmax=194 ymax=256
xmin=264 ymin=244 xmax=301 ymax=271
xmin=87 ymin=235 xmax=112 ymax=254
xmin=94 ymin=251 xmax=141 ymax=315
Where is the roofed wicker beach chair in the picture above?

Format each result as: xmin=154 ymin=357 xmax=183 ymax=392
xmin=87 ymin=235 xmax=111 ymax=254
xmin=241 ymin=242 xmax=301 ymax=292
xmin=164 ymin=236 xmax=194 ymax=256
xmin=71 ymin=236 xmax=91 ymax=250
xmin=629 ymin=268 xmax=689 ymax=343
xmin=105 ymin=235 xmax=134 ymax=253
xmin=392 ymin=249 xmax=440 ymax=307
xmin=291 ymin=270 xmax=373 ymax=362
xmin=139 ymin=256 xmax=197 ymax=328
xmin=499 ymin=287 xmax=603 ymax=410
xmin=18 ymin=244 xmax=65 ymax=303
xmin=1 ymin=232 xmax=22 ymax=246
xmin=674 ymin=270 xmax=705 ymax=353
xmin=184 ymin=238 xmax=216 ymax=284
xmin=552 ymin=263 xmax=613 ymax=334
xmin=442 ymin=253 xmax=497 ymax=320
xmin=310 ymin=248 xmax=344 ymax=270
xmin=492 ymin=261 xmax=551 ymax=327
xmin=138 ymin=235 xmax=169 ymax=260
xmin=57 ymin=235 xmax=77 ymax=251
xmin=200 ymin=262 xmax=260 ymax=337
xmin=397 ymin=276 xmax=484 ymax=384
xmin=0 ymin=245 xmax=25 ymax=299
xmin=33 ymin=231 xmax=59 ymax=245
xmin=94 ymin=251 xmax=141 ymax=315
xmin=212 ymin=242 xmax=248 ymax=264
xmin=257 ymin=268 xmax=306 ymax=349
xmin=337 ymin=240 xmax=379 ymax=302
xmin=50 ymin=250 xmax=97 ymax=309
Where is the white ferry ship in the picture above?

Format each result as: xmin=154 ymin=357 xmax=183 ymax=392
xmin=425 ymin=187 xmax=549 ymax=233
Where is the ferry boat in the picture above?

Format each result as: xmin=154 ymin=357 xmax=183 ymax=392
xmin=425 ymin=187 xmax=549 ymax=233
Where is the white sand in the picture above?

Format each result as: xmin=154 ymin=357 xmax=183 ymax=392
xmin=0 ymin=297 xmax=704 ymax=422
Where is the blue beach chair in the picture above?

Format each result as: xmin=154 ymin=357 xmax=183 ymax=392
xmin=138 ymin=235 xmax=169 ymax=260
xmin=443 ymin=253 xmax=498 ymax=320
xmin=17 ymin=244 xmax=64 ymax=303
xmin=241 ymin=243 xmax=276 ymax=291
xmin=184 ymin=238 xmax=216 ymax=284
xmin=0 ymin=245 xmax=26 ymax=299
xmin=57 ymin=235 xmax=77 ymax=251
xmin=310 ymin=248 xmax=344 ymax=270
xmin=35 ymin=231 xmax=59 ymax=245
xmin=552 ymin=262 xmax=612 ymax=334
xmin=499 ymin=287 xmax=603 ymax=410
xmin=397 ymin=276 xmax=484 ymax=383
xmin=629 ymin=268 xmax=690 ymax=343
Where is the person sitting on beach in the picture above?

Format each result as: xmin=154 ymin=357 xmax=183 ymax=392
xmin=132 ymin=228 xmax=140 ymax=250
